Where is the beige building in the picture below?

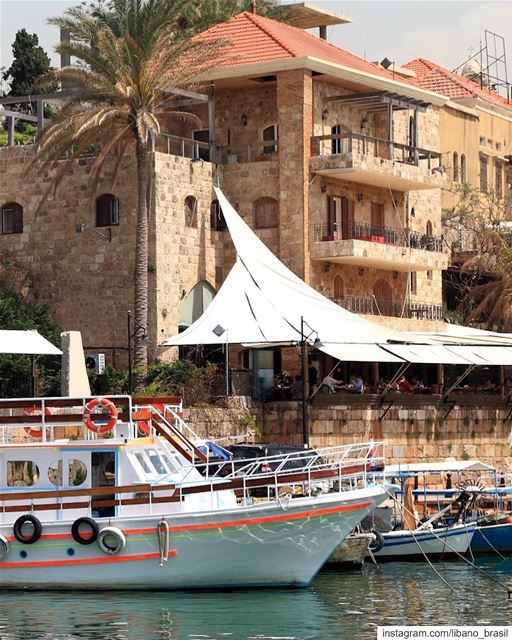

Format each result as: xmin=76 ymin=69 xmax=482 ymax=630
xmin=0 ymin=9 xmax=452 ymax=380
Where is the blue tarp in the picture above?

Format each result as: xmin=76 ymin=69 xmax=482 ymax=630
xmin=197 ymin=440 xmax=232 ymax=460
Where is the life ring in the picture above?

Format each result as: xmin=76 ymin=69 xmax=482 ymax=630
xmin=97 ymin=526 xmax=126 ymax=556
xmin=23 ymin=405 xmax=51 ymax=439
xmin=0 ymin=535 xmax=9 ymax=561
xmin=13 ymin=514 xmax=42 ymax=545
xmin=83 ymin=398 xmax=118 ymax=435
xmin=368 ymin=529 xmax=385 ymax=553
xmin=71 ymin=517 xmax=99 ymax=545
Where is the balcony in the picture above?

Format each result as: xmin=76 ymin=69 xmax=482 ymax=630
xmin=311 ymin=222 xmax=449 ymax=272
xmin=336 ymin=295 xmax=444 ymax=321
xmin=310 ymin=131 xmax=444 ymax=191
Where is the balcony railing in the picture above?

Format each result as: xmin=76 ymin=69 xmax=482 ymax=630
xmin=313 ymin=222 xmax=443 ymax=252
xmin=311 ymin=131 xmax=442 ymax=169
xmin=154 ymin=133 xmax=211 ymax=160
xmin=216 ymin=140 xmax=279 ymax=164
xmin=335 ymin=295 xmax=444 ymax=321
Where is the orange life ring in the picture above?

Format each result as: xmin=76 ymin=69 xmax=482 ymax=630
xmin=23 ymin=405 xmax=51 ymax=439
xmin=83 ymin=397 xmax=118 ymax=435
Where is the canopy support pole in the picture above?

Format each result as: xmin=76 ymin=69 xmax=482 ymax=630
xmin=441 ymin=365 xmax=475 ymax=402
xmin=301 ymin=317 xmax=310 ymax=448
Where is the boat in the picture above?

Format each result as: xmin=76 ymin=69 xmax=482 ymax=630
xmin=0 ymin=394 xmax=387 ymax=590
xmin=325 ymin=531 xmax=374 ymax=568
xmin=363 ymin=474 xmax=476 ymax=560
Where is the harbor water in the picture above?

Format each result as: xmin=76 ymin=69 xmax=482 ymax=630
xmin=0 ymin=558 xmax=510 ymax=639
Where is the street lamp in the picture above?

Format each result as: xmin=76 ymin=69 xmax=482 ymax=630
xmin=300 ymin=316 xmax=321 ymax=448
xmin=212 ymin=324 xmax=230 ymax=396
xmin=127 ymin=310 xmax=148 ymax=396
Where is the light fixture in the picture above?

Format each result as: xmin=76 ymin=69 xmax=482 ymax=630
xmin=241 ymin=113 xmax=248 ymax=126
xmin=393 ymin=271 xmax=399 ymax=280
xmin=358 ymin=267 xmax=365 ymax=276
xmin=321 ymin=108 xmax=329 ymax=121
xmin=324 ymin=261 xmax=334 ymax=272
xmin=357 ymin=193 xmax=363 ymax=202
xmin=360 ymin=115 xmax=369 ymax=130
xmin=75 ymin=223 xmax=112 ymax=242
xmin=380 ymin=57 xmax=393 ymax=70
xmin=212 ymin=325 xmax=230 ymax=395
xmin=321 ymin=184 xmax=327 ymax=194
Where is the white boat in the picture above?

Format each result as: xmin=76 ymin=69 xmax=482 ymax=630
xmin=0 ymin=394 xmax=387 ymax=590
xmin=370 ymin=522 xmax=476 ymax=559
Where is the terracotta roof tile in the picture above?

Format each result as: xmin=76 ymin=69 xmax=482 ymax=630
xmin=403 ymin=57 xmax=512 ymax=109
xmin=195 ymin=12 xmax=395 ymax=80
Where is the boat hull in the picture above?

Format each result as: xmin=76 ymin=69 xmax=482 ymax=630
xmin=371 ymin=523 xmax=476 ymax=560
xmin=0 ymin=487 xmax=385 ymax=590
xmin=471 ymin=522 xmax=512 ymax=554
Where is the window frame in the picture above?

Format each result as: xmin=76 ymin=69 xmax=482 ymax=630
xmin=95 ymin=194 xmax=119 ymax=228
xmin=1 ymin=202 xmax=23 ymax=235
xmin=254 ymin=197 xmax=278 ymax=229
xmin=261 ymin=124 xmax=278 ymax=155
xmin=184 ymin=195 xmax=198 ymax=228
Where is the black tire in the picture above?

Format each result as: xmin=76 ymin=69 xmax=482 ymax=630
xmin=368 ymin=529 xmax=385 ymax=553
xmin=13 ymin=515 xmax=42 ymax=545
xmin=71 ymin=517 xmax=99 ymax=545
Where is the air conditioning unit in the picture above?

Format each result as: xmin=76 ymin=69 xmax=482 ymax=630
xmin=85 ymin=353 xmax=106 ymax=374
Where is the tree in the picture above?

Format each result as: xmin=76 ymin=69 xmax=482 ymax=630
xmin=32 ymin=0 xmax=225 ymax=389
xmin=2 ymin=29 xmax=53 ymax=98
xmin=442 ymin=182 xmax=512 ymax=330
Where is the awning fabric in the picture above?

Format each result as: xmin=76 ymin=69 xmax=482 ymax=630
xmin=0 ymin=330 xmax=62 ymax=355
xmin=380 ymin=344 xmax=472 ymax=365
xmin=406 ymin=326 xmax=512 ymax=346
xmin=447 ymin=345 xmax=512 ymax=366
xmin=162 ymin=189 xmax=401 ymax=347
xmin=319 ymin=342 xmax=404 ymax=363
xmin=385 ymin=460 xmax=495 ymax=474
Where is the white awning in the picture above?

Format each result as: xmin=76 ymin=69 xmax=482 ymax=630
xmin=381 ymin=344 xmax=472 ymax=364
xmin=319 ymin=342 xmax=404 ymax=363
xmin=385 ymin=460 xmax=495 ymax=474
xmin=0 ymin=330 xmax=62 ymax=355
xmin=447 ymin=345 xmax=512 ymax=366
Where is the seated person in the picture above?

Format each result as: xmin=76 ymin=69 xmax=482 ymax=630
xmin=397 ymin=375 xmax=413 ymax=393
xmin=480 ymin=378 xmax=497 ymax=393
xmin=290 ymin=374 xmax=302 ymax=399
xmin=346 ymin=371 xmax=364 ymax=394
xmin=411 ymin=375 xmax=426 ymax=393
xmin=320 ymin=375 xmax=342 ymax=394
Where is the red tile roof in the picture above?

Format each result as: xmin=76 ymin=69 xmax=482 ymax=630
xmin=195 ymin=11 xmax=394 ymax=80
xmin=403 ymin=58 xmax=512 ymax=110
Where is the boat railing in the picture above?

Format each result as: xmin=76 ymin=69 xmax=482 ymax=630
xmin=0 ymin=395 xmax=135 ymax=444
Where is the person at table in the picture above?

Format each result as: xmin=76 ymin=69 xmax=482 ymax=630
xmin=321 ymin=374 xmax=342 ymax=394
xmin=346 ymin=371 xmax=364 ymax=394
xmin=397 ymin=374 xmax=413 ymax=393
xmin=480 ymin=378 xmax=497 ymax=393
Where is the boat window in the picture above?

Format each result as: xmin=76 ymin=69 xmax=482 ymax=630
xmin=7 ymin=461 xmax=40 ymax=487
xmin=147 ymin=450 xmax=168 ymax=475
xmin=161 ymin=453 xmax=179 ymax=473
xmin=134 ymin=452 xmax=153 ymax=474
xmin=69 ymin=459 xmax=87 ymax=486
xmin=48 ymin=460 xmax=63 ymax=486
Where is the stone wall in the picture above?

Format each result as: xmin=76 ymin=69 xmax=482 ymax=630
xmin=184 ymin=397 xmax=512 ymax=470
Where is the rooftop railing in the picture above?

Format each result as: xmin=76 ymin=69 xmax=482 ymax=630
xmin=334 ymin=294 xmax=444 ymax=321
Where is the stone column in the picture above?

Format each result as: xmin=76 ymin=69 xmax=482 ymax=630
xmin=277 ymin=69 xmax=313 ymax=282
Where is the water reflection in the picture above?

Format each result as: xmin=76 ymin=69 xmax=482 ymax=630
xmin=0 ymin=560 xmax=511 ymax=640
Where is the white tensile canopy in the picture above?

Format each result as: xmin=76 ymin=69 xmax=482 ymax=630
xmin=161 ymin=189 xmax=512 ymax=367
xmin=0 ymin=330 xmax=62 ymax=355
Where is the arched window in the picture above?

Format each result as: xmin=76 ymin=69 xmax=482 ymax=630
xmin=96 ymin=194 xmax=119 ymax=227
xmin=426 ymin=220 xmax=433 ymax=236
xmin=210 ymin=199 xmax=226 ymax=231
xmin=461 ymin=154 xmax=467 ymax=183
xmin=453 ymin=152 xmax=459 ymax=182
xmin=333 ymin=275 xmax=344 ymax=300
xmin=254 ymin=197 xmax=278 ymax=229
xmin=262 ymin=124 xmax=278 ymax=155
xmin=185 ymin=196 xmax=198 ymax=228
xmin=1 ymin=202 xmax=23 ymax=234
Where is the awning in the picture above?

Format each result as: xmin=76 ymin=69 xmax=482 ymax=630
xmin=385 ymin=460 xmax=495 ymax=474
xmin=447 ymin=345 xmax=512 ymax=366
xmin=0 ymin=330 xmax=62 ymax=355
xmin=319 ymin=342 xmax=404 ymax=363
xmin=380 ymin=344 xmax=472 ymax=364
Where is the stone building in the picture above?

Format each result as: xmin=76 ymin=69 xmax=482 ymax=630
xmin=0 ymin=9 xmax=452 ymax=381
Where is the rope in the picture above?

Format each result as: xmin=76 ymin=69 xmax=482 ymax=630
xmin=385 ymin=489 xmax=512 ymax=596
xmin=157 ymin=519 xmax=170 ymax=567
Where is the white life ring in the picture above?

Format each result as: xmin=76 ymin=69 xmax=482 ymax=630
xmin=0 ymin=535 xmax=9 ymax=561
xmin=97 ymin=526 xmax=126 ymax=556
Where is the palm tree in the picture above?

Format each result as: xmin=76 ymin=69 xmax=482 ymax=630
xmin=32 ymin=0 xmax=224 ymax=388
xmin=461 ymin=230 xmax=512 ymax=331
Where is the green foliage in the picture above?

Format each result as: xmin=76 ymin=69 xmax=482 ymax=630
xmin=2 ymin=29 xmax=53 ymax=97
xmin=141 ymin=359 xmax=220 ymax=405
xmin=89 ymin=365 xmax=127 ymax=395
xmin=461 ymin=449 xmax=471 ymax=461
xmin=0 ymin=124 xmax=37 ymax=148
xmin=0 ymin=290 xmax=62 ymax=395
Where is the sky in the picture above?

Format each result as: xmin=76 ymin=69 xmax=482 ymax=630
xmin=1 ymin=0 xmax=512 ymax=90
